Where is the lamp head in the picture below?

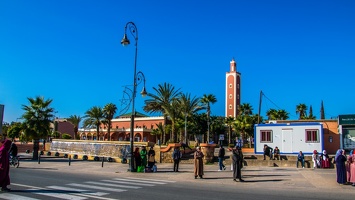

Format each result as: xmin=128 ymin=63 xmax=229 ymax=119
xmin=140 ymin=87 xmax=147 ymax=97
xmin=121 ymin=34 xmax=130 ymax=46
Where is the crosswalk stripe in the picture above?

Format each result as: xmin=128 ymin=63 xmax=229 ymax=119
xmin=126 ymin=177 xmax=176 ymax=183
xmin=67 ymin=183 xmax=127 ymax=192
xmin=27 ymin=188 xmax=87 ymax=200
xmin=47 ymin=186 xmax=109 ymax=196
xmin=0 ymin=193 xmax=39 ymax=200
xmin=102 ymin=180 xmax=153 ymax=187
xmin=113 ymin=178 xmax=167 ymax=185
xmin=12 ymin=183 xmax=111 ymax=200
xmin=86 ymin=181 xmax=142 ymax=189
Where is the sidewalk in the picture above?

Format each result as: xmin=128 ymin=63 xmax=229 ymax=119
xmin=15 ymin=155 xmax=354 ymax=192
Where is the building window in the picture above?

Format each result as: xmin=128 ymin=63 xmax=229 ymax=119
xmin=229 ymin=84 xmax=233 ymax=88
xmin=260 ymin=130 xmax=272 ymax=143
xmin=229 ymin=94 xmax=232 ymax=99
xmin=305 ymin=129 xmax=319 ymax=143
xmin=229 ymin=104 xmax=232 ymax=109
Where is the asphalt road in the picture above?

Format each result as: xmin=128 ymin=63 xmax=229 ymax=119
xmin=3 ymin=157 xmax=355 ymax=200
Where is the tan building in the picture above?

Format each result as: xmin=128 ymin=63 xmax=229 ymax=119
xmin=78 ymin=112 xmax=167 ymax=143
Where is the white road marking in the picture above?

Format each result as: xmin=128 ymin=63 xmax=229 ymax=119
xmin=126 ymin=177 xmax=176 ymax=183
xmin=0 ymin=193 xmax=39 ymax=200
xmin=86 ymin=181 xmax=142 ymax=189
xmin=67 ymin=183 xmax=127 ymax=192
xmin=102 ymin=180 xmax=153 ymax=187
xmin=113 ymin=178 xmax=167 ymax=185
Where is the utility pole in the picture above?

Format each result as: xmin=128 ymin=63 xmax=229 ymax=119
xmin=257 ymin=91 xmax=263 ymax=124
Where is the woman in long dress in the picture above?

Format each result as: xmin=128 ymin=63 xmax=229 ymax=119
xmin=0 ymin=140 xmax=11 ymax=192
xmin=232 ymin=147 xmax=244 ymax=182
xmin=347 ymin=150 xmax=355 ymax=186
xmin=335 ymin=149 xmax=347 ymax=185
xmin=321 ymin=150 xmax=330 ymax=168
xmin=194 ymin=147 xmax=204 ymax=179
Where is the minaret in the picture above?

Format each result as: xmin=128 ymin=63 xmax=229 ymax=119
xmin=225 ymin=58 xmax=241 ymax=118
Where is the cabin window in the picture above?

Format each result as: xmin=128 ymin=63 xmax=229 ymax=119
xmin=260 ymin=130 xmax=272 ymax=143
xmin=305 ymin=129 xmax=319 ymax=143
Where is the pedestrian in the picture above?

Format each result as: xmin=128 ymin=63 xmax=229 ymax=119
xmin=0 ymin=139 xmax=11 ymax=192
xmin=348 ymin=149 xmax=355 ymax=186
xmin=147 ymin=146 xmax=155 ymax=168
xmin=8 ymin=140 xmax=18 ymax=158
xmin=312 ymin=150 xmax=319 ymax=169
xmin=263 ymin=144 xmax=272 ymax=160
xmin=232 ymin=147 xmax=244 ymax=182
xmin=140 ymin=146 xmax=147 ymax=168
xmin=236 ymin=137 xmax=243 ymax=149
xmin=194 ymin=146 xmax=204 ymax=179
xmin=218 ymin=146 xmax=226 ymax=171
xmin=296 ymin=151 xmax=305 ymax=168
xmin=335 ymin=149 xmax=347 ymax=185
xmin=273 ymin=146 xmax=280 ymax=160
xmin=172 ymin=147 xmax=182 ymax=172
xmin=321 ymin=150 xmax=330 ymax=168
xmin=133 ymin=147 xmax=141 ymax=172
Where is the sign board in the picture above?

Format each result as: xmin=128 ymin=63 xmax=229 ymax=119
xmin=0 ymin=104 xmax=4 ymax=134
xmin=339 ymin=115 xmax=355 ymax=125
xmin=219 ymin=134 xmax=224 ymax=140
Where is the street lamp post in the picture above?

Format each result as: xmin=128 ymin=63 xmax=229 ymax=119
xmin=121 ymin=22 xmax=147 ymax=172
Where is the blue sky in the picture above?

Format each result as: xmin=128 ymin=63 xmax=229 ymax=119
xmin=1 ymin=0 xmax=355 ymax=124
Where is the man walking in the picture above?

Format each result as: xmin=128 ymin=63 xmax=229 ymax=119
xmin=172 ymin=147 xmax=182 ymax=172
xmin=232 ymin=147 xmax=244 ymax=182
xmin=218 ymin=146 xmax=226 ymax=171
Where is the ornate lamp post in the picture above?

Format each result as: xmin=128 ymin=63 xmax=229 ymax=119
xmin=121 ymin=22 xmax=147 ymax=172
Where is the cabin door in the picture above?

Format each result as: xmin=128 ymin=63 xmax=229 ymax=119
xmin=282 ymin=129 xmax=293 ymax=153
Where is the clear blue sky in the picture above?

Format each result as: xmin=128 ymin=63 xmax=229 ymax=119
xmin=1 ymin=0 xmax=355 ymax=124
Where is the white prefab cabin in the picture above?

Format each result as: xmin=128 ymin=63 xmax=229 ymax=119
xmin=254 ymin=122 xmax=324 ymax=155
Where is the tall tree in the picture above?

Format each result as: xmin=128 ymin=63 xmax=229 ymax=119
xmin=276 ymin=109 xmax=289 ymax=120
xmin=266 ymin=109 xmax=278 ymax=120
xmin=83 ymin=106 xmax=104 ymax=140
xmin=320 ymin=100 xmax=325 ymax=119
xmin=143 ymin=82 xmax=181 ymax=143
xmin=307 ymin=105 xmax=316 ymax=119
xmin=178 ymin=93 xmax=203 ymax=143
xmin=225 ymin=116 xmax=235 ymax=144
xmin=201 ymin=94 xmax=217 ymax=142
xmin=239 ymin=103 xmax=253 ymax=115
xmin=296 ymin=103 xmax=308 ymax=119
xmin=233 ymin=115 xmax=253 ymax=142
xmin=21 ymin=96 xmax=54 ymax=160
xmin=103 ymin=103 xmax=117 ymax=141
xmin=67 ymin=115 xmax=82 ymax=140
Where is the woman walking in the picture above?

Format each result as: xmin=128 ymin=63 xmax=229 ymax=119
xmin=335 ymin=149 xmax=347 ymax=185
xmin=194 ymin=147 xmax=204 ymax=179
xmin=0 ymin=139 xmax=11 ymax=192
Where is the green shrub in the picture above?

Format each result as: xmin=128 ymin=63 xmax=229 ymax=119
xmin=82 ymin=155 xmax=88 ymax=160
xmin=73 ymin=154 xmax=78 ymax=159
xmin=62 ymin=133 xmax=72 ymax=139
xmin=47 ymin=152 xmax=51 ymax=156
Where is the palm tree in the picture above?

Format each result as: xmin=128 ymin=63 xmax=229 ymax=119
xmin=178 ymin=93 xmax=203 ymax=143
xmin=21 ymin=96 xmax=55 ymax=160
xmin=83 ymin=106 xmax=104 ymax=140
xmin=266 ymin=109 xmax=278 ymax=120
xmin=67 ymin=115 xmax=82 ymax=140
xmin=296 ymin=103 xmax=308 ymax=119
xmin=144 ymin=82 xmax=181 ymax=143
xmin=225 ymin=116 xmax=235 ymax=144
xmin=276 ymin=109 xmax=289 ymax=120
xmin=201 ymin=94 xmax=217 ymax=142
xmin=239 ymin=103 xmax=253 ymax=115
xmin=233 ymin=115 xmax=253 ymax=142
xmin=103 ymin=103 xmax=117 ymax=141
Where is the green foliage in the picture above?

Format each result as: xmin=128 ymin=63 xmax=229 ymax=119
xmin=62 ymin=133 xmax=72 ymax=139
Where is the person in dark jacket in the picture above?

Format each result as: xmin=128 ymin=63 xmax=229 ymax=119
xmin=296 ymin=151 xmax=305 ymax=168
xmin=218 ymin=146 xmax=226 ymax=171
xmin=172 ymin=147 xmax=182 ymax=172
xmin=263 ymin=144 xmax=273 ymax=160
xmin=232 ymin=147 xmax=244 ymax=182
